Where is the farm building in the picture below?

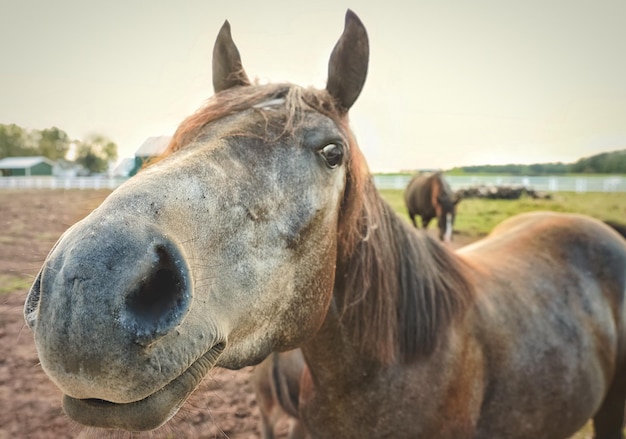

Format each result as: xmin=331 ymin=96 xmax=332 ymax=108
xmin=130 ymin=136 xmax=171 ymax=176
xmin=0 ymin=156 xmax=56 ymax=176
xmin=110 ymin=157 xmax=135 ymax=177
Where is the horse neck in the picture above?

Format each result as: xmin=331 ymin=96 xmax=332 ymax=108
xmin=302 ymin=183 xmax=474 ymax=385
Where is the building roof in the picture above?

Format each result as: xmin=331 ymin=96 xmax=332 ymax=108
xmin=0 ymin=156 xmax=56 ymax=169
xmin=135 ymin=136 xmax=171 ymax=157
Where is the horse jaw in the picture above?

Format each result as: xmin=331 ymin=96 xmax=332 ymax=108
xmin=62 ymin=343 xmax=225 ymax=431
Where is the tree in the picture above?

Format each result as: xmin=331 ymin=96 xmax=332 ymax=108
xmin=570 ymin=150 xmax=626 ymax=174
xmin=74 ymin=134 xmax=118 ymax=174
xmin=0 ymin=124 xmax=36 ymax=158
xmin=37 ymin=127 xmax=70 ymax=161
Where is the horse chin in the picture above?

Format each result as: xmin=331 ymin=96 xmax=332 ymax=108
xmin=62 ymin=342 xmax=225 ymax=432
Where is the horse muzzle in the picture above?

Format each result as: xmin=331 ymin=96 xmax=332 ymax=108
xmin=22 ymin=216 xmax=210 ymax=405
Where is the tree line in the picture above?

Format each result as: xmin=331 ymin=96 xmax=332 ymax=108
xmin=0 ymin=123 xmax=118 ymax=174
xmin=448 ymin=149 xmax=626 ymax=175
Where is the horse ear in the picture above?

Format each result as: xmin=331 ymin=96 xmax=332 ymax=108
xmin=212 ymin=20 xmax=251 ymax=93
xmin=326 ymin=10 xmax=369 ymax=111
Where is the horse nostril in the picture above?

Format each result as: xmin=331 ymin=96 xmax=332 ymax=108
xmin=124 ymin=244 xmax=190 ymax=345
xmin=127 ymin=266 xmax=180 ymax=324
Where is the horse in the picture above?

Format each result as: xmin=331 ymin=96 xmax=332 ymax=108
xmin=24 ymin=10 xmax=626 ymax=439
xmin=404 ymin=171 xmax=460 ymax=242
xmin=251 ymin=350 xmax=306 ymax=439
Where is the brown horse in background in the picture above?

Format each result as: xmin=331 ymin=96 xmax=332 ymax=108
xmin=251 ymin=350 xmax=306 ymax=439
xmin=404 ymin=171 xmax=460 ymax=242
xmin=24 ymin=10 xmax=626 ymax=439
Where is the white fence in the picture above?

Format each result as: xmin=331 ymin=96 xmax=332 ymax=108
xmin=374 ymin=175 xmax=626 ymax=193
xmin=1 ymin=175 xmax=626 ymax=193
xmin=0 ymin=176 xmax=126 ymax=190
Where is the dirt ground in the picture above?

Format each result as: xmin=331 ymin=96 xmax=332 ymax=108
xmin=0 ymin=189 xmax=592 ymax=438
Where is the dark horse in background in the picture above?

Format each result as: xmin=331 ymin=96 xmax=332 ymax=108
xmin=24 ymin=10 xmax=626 ymax=439
xmin=404 ymin=171 xmax=460 ymax=242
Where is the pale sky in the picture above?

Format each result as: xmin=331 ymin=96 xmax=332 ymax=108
xmin=2 ymin=0 xmax=626 ymax=171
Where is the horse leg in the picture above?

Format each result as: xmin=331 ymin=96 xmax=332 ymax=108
xmin=592 ymin=378 xmax=626 ymax=439
xmin=422 ymin=216 xmax=432 ymax=230
xmin=260 ymin=412 xmax=276 ymax=439
xmin=251 ymin=355 xmax=278 ymax=439
xmin=408 ymin=212 xmax=417 ymax=228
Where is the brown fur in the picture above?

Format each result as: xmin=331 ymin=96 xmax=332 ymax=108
xmin=156 ymin=85 xmax=341 ymax=159
xmin=431 ymin=175 xmax=442 ymax=217
xmin=336 ymin=186 xmax=474 ymax=363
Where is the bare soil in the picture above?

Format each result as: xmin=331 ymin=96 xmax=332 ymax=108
xmin=0 ymin=189 xmax=591 ymax=438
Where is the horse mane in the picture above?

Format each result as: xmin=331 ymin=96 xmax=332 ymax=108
xmin=337 ymin=172 xmax=475 ymax=365
xmin=149 ymin=83 xmax=344 ymax=165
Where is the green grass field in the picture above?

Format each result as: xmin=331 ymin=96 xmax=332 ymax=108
xmin=379 ymin=189 xmax=626 ymax=238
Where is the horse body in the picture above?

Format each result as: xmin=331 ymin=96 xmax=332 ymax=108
xmin=296 ymin=207 xmax=626 ymax=439
xmin=23 ymin=10 xmax=626 ymax=439
xmin=462 ymin=212 xmax=626 ymax=438
xmin=404 ymin=171 xmax=459 ymax=241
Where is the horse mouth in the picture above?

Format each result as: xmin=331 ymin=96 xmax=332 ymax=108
xmin=62 ymin=342 xmax=225 ymax=431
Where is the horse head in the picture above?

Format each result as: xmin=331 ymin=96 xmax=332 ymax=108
xmin=24 ymin=10 xmax=368 ymax=431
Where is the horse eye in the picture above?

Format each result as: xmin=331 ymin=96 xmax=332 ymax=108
xmin=319 ymin=143 xmax=344 ymax=169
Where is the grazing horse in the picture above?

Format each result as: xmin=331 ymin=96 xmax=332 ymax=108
xmin=251 ymin=350 xmax=306 ymax=439
xmin=24 ymin=10 xmax=626 ymax=439
xmin=404 ymin=171 xmax=460 ymax=242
